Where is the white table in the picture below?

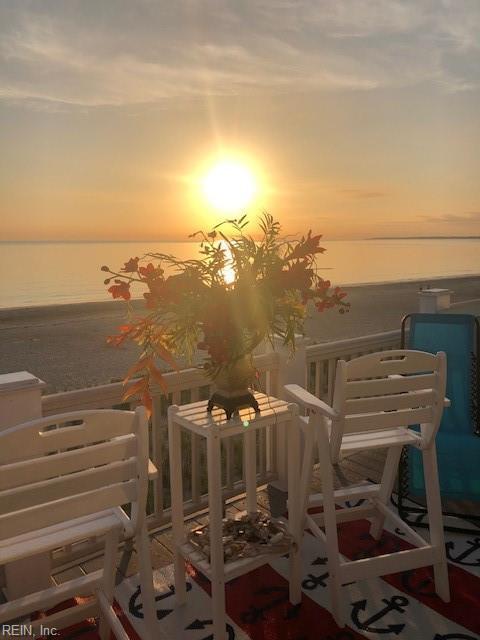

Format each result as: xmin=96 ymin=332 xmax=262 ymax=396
xmin=168 ymin=392 xmax=302 ymax=640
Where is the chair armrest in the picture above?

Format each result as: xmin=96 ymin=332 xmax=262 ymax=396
xmin=148 ymin=459 xmax=159 ymax=480
xmin=284 ymin=384 xmax=339 ymax=419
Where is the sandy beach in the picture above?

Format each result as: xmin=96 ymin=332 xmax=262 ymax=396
xmin=1 ymin=275 xmax=479 ymax=395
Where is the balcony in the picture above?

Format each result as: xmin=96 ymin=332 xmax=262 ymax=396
xmin=1 ymin=295 xmax=479 ymax=639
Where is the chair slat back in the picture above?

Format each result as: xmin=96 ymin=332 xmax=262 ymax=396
xmin=0 ymin=410 xmax=134 ymax=464
xmin=0 ymin=408 xmax=148 ymax=541
xmin=346 ymin=349 xmax=439 ymax=379
xmin=332 ymin=350 xmax=446 ymax=446
xmin=0 ymin=437 xmax=137 ymax=491
xmin=344 ymin=372 xmax=438 ymax=399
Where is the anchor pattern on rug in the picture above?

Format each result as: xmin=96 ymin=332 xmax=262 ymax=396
xmin=128 ymin=580 xmax=236 ymax=638
xmin=344 ymin=498 xmax=366 ymax=509
xmin=118 ymin=514 xmax=480 ymax=640
xmin=301 ymin=556 xmax=329 ymax=591
xmin=185 ymin=618 xmax=235 ymax=640
xmin=445 ymin=537 xmax=480 ymax=566
xmin=350 ymin=595 xmax=410 ymax=635
xmin=129 ymin=581 xmax=192 ymax=620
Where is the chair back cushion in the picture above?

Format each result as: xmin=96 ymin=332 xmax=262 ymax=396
xmin=334 ymin=349 xmax=446 ymax=438
xmin=403 ymin=313 xmax=478 ymax=436
xmin=0 ymin=408 xmax=148 ymax=540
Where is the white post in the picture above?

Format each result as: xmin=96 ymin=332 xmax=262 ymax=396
xmin=273 ymin=334 xmax=310 ymax=398
xmin=418 ymin=288 xmax=451 ymax=313
xmin=0 ymin=371 xmax=52 ymax=599
xmin=0 ymin=371 xmax=46 ymax=430
xmin=268 ymin=335 xmax=310 ymax=490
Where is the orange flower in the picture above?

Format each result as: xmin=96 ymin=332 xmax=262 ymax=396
xmin=279 ymin=261 xmax=313 ymax=291
xmin=108 ymin=281 xmax=131 ymax=300
xmin=139 ymin=263 xmax=163 ymax=279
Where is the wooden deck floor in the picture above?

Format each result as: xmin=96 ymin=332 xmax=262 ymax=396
xmin=52 ymin=448 xmax=387 ymax=586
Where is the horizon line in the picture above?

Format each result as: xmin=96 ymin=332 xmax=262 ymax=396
xmin=1 ymin=235 xmax=480 ymax=243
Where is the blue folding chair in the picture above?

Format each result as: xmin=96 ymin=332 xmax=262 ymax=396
xmin=398 ymin=313 xmax=480 ymax=532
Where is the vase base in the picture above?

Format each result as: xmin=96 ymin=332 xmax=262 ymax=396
xmin=207 ymin=391 xmax=260 ymax=421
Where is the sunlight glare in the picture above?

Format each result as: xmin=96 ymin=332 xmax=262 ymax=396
xmin=220 ymin=241 xmax=236 ymax=285
xmin=202 ymin=160 xmax=256 ymax=213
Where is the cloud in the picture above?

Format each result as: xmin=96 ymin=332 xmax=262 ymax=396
xmin=1 ymin=1 xmax=479 ymax=108
xmin=421 ymin=211 xmax=480 ymax=224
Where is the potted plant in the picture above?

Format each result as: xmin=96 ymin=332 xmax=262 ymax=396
xmin=102 ymin=213 xmax=349 ymax=416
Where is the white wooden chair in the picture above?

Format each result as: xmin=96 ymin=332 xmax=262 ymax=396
xmin=285 ymin=349 xmax=450 ymax=627
xmin=0 ymin=407 xmax=157 ymax=640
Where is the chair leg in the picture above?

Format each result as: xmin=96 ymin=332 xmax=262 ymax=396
xmin=287 ymin=422 xmax=315 ymax=606
xmin=135 ymin=525 xmax=158 ymax=640
xmin=299 ymin=425 xmax=316 ymax=523
xmin=99 ymin=527 xmax=121 ymax=640
xmin=422 ymin=446 xmax=450 ymax=603
xmin=288 ymin=410 xmax=302 ymax=606
xmin=317 ymin=428 xmax=345 ymax=628
xmin=369 ymin=445 xmax=402 ymax=540
xmin=173 ymin=548 xmax=187 ymax=605
xmin=288 ymin=419 xmax=316 ymax=600
xmin=288 ymin=543 xmax=302 ymax=606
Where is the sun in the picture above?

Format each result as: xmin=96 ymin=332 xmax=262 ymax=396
xmin=201 ymin=160 xmax=256 ymax=213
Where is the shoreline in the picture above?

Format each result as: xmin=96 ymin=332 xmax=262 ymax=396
xmin=1 ymin=274 xmax=479 ymax=394
xmin=338 ymin=272 xmax=480 ymax=289
xmin=2 ymin=273 xmax=480 ymax=315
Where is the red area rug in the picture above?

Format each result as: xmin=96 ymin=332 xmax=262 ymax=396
xmin=114 ymin=511 xmax=480 ymax=640
xmin=36 ymin=510 xmax=480 ymax=639
xmin=35 ymin=598 xmax=140 ymax=640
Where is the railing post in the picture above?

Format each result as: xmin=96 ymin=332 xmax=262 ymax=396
xmin=150 ymin=389 xmax=166 ymax=526
xmin=418 ymin=288 xmax=451 ymax=313
xmin=273 ymin=335 xmax=310 ymax=397
xmin=268 ymin=335 xmax=310 ymax=490
xmin=0 ymin=372 xmax=51 ymax=599
xmin=0 ymin=371 xmax=46 ymax=429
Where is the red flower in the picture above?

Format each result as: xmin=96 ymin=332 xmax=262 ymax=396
xmin=139 ymin=263 xmax=163 ymax=279
xmin=316 ymin=279 xmax=331 ymax=292
xmin=108 ymin=281 xmax=131 ymax=300
xmin=285 ymin=231 xmax=325 ymax=261
xmin=121 ymin=257 xmax=139 ymax=273
xmin=278 ymin=261 xmax=313 ymax=291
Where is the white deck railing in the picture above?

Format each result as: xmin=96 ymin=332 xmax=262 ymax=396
xmin=40 ymin=332 xmax=402 ymax=569
xmin=41 ymin=351 xmax=281 ymax=570
xmin=306 ymin=330 xmax=402 ymax=404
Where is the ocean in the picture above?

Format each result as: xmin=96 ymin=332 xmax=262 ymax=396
xmin=1 ymin=239 xmax=479 ymax=309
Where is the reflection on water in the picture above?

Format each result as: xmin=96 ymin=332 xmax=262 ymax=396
xmin=1 ymin=239 xmax=479 ymax=309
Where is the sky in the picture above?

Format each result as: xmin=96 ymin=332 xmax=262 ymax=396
xmin=1 ymin=0 xmax=479 ymax=241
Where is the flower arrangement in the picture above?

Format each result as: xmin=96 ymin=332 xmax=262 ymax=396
xmin=102 ymin=213 xmax=349 ymax=411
